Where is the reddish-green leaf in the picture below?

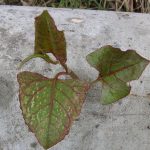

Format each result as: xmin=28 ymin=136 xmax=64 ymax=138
xmin=17 ymin=71 xmax=88 ymax=149
xmin=86 ymin=45 xmax=149 ymax=104
xmin=34 ymin=10 xmax=67 ymax=63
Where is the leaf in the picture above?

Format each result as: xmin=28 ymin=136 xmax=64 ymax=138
xmin=34 ymin=10 xmax=67 ymax=63
xmin=86 ymin=45 xmax=149 ymax=104
xmin=17 ymin=71 xmax=88 ymax=149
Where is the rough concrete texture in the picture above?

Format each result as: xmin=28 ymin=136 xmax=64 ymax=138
xmin=0 ymin=6 xmax=150 ymax=150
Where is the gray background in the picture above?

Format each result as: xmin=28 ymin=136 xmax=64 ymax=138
xmin=0 ymin=6 xmax=150 ymax=150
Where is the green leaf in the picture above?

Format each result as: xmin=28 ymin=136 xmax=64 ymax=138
xmin=34 ymin=10 xmax=67 ymax=63
xmin=86 ymin=45 xmax=149 ymax=104
xmin=17 ymin=71 xmax=88 ymax=149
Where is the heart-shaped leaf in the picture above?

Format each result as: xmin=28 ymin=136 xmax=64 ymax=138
xmin=17 ymin=71 xmax=88 ymax=149
xmin=34 ymin=10 xmax=66 ymax=63
xmin=86 ymin=45 xmax=149 ymax=104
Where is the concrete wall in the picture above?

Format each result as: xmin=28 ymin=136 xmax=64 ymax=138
xmin=0 ymin=6 xmax=150 ymax=150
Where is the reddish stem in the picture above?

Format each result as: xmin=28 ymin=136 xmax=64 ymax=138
xmin=60 ymin=62 xmax=79 ymax=80
xmin=54 ymin=72 xmax=68 ymax=79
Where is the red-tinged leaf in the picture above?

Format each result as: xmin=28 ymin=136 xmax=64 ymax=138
xmin=17 ymin=71 xmax=89 ymax=149
xmin=34 ymin=10 xmax=67 ymax=63
xmin=87 ymin=45 xmax=149 ymax=104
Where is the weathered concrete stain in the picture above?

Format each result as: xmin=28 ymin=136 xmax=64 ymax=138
xmin=0 ymin=76 xmax=14 ymax=109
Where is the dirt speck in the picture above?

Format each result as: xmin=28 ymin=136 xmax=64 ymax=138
xmin=0 ymin=76 xmax=14 ymax=109
xmin=95 ymin=124 xmax=99 ymax=128
xmin=30 ymin=142 xmax=37 ymax=148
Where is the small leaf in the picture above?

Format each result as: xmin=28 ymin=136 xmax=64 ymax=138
xmin=35 ymin=10 xmax=66 ymax=63
xmin=17 ymin=71 xmax=88 ymax=149
xmin=87 ymin=45 xmax=149 ymax=104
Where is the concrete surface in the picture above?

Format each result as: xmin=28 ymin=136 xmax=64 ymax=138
xmin=0 ymin=6 xmax=150 ymax=150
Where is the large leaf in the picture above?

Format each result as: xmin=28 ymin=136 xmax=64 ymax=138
xmin=17 ymin=71 xmax=88 ymax=149
xmin=34 ymin=10 xmax=66 ymax=63
xmin=86 ymin=45 xmax=149 ymax=104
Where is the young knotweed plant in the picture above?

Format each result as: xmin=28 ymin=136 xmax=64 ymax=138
xmin=17 ymin=10 xmax=149 ymax=149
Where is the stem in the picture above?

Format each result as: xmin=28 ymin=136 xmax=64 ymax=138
xmin=60 ymin=62 xmax=68 ymax=73
xmin=60 ymin=62 xmax=79 ymax=80
xmin=18 ymin=53 xmax=58 ymax=69
xmin=68 ymin=69 xmax=79 ymax=79
xmin=54 ymin=72 xmax=68 ymax=79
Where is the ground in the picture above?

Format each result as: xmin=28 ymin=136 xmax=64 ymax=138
xmin=0 ymin=5 xmax=150 ymax=150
